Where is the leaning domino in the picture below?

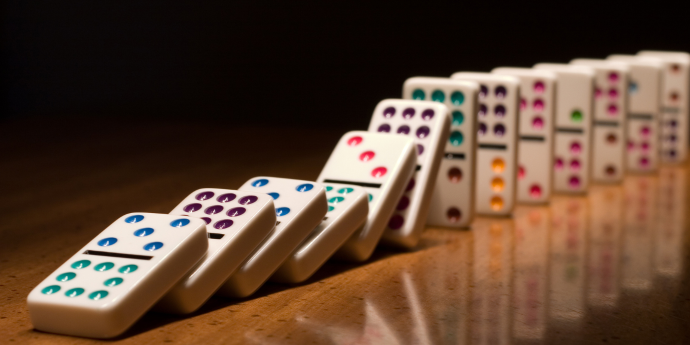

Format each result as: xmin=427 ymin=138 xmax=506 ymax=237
xmin=368 ymin=99 xmax=450 ymax=248
xmin=27 ymin=213 xmax=208 ymax=338
xmin=317 ymin=131 xmax=416 ymax=261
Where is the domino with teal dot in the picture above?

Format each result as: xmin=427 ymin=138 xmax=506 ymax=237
xmin=155 ymin=189 xmax=276 ymax=314
xmin=403 ymin=77 xmax=479 ymax=228
xmin=217 ymin=177 xmax=327 ymax=297
xmin=272 ymin=183 xmax=369 ymax=283
xmin=27 ymin=213 xmax=208 ymax=338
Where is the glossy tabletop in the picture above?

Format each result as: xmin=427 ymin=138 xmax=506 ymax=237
xmin=1 ymin=117 xmax=689 ymax=344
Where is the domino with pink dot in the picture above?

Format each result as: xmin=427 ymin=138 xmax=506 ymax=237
xmin=402 ymin=77 xmax=479 ymax=228
xmin=217 ymin=177 xmax=327 ymax=297
xmin=534 ymin=63 xmax=594 ymax=193
xmin=638 ymin=51 xmax=690 ymax=163
xmin=451 ymin=72 xmax=520 ymax=216
xmin=607 ymin=55 xmax=663 ymax=172
xmin=367 ymin=99 xmax=450 ymax=248
xmin=155 ymin=188 xmax=276 ymax=314
xmin=571 ymin=59 xmax=629 ymax=183
xmin=492 ymin=68 xmax=556 ymax=204
xmin=317 ymin=131 xmax=417 ymax=261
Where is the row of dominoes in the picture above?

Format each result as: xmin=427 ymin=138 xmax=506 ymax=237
xmin=27 ymin=50 xmax=689 ymax=338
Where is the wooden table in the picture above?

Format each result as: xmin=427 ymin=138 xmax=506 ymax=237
xmin=2 ymin=116 xmax=689 ymax=344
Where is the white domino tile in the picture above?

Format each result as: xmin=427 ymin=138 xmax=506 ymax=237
xmin=534 ymin=63 xmax=594 ymax=193
xmin=27 ymin=213 xmax=208 ymax=338
xmin=367 ymin=99 xmax=450 ymax=247
xmin=217 ymin=177 xmax=327 ymax=297
xmin=638 ymin=51 xmax=690 ymax=163
xmin=155 ymin=189 xmax=276 ymax=314
xmin=271 ymin=182 xmax=368 ymax=283
xmin=317 ymin=131 xmax=416 ymax=261
xmin=571 ymin=59 xmax=629 ymax=182
xmin=451 ymin=72 xmax=520 ymax=216
xmin=607 ymin=55 xmax=663 ymax=172
xmin=492 ymin=68 xmax=556 ymax=203
xmin=402 ymin=77 xmax=479 ymax=228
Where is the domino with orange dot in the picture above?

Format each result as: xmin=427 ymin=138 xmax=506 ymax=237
xmin=367 ymin=99 xmax=450 ymax=247
xmin=402 ymin=77 xmax=479 ymax=228
xmin=571 ymin=59 xmax=629 ymax=183
xmin=492 ymin=68 xmax=556 ymax=203
xmin=534 ymin=63 xmax=594 ymax=193
xmin=451 ymin=72 xmax=519 ymax=216
xmin=317 ymin=131 xmax=417 ymax=261
xmin=638 ymin=51 xmax=690 ymax=163
xmin=607 ymin=55 xmax=663 ymax=173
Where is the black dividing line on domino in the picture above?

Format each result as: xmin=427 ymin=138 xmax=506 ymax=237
xmin=628 ymin=113 xmax=653 ymax=120
xmin=83 ymin=250 xmax=153 ymax=260
xmin=594 ymin=120 xmax=619 ymax=127
xmin=478 ymin=143 xmax=507 ymax=150
xmin=555 ymin=127 xmax=584 ymax=134
xmin=323 ymin=179 xmax=382 ymax=188
xmin=520 ymin=135 xmax=545 ymax=142
xmin=444 ymin=153 xmax=465 ymax=160
xmin=415 ymin=165 xmax=421 ymax=171
xmin=208 ymin=233 xmax=225 ymax=239
xmin=662 ymin=107 xmax=680 ymax=114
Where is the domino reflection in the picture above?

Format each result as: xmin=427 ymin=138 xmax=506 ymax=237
xmin=655 ymin=167 xmax=686 ymax=278
xmin=512 ymin=206 xmax=550 ymax=341
xmin=622 ymin=176 xmax=658 ymax=291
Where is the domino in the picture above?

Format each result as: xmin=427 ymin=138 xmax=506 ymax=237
xmin=451 ymin=72 xmax=520 ymax=216
xmin=534 ymin=63 xmax=594 ymax=193
xmin=571 ymin=59 xmax=629 ymax=183
xmin=217 ymin=177 xmax=327 ymax=297
xmin=27 ymin=213 xmax=207 ymax=338
xmin=402 ymin=77 xmax=479 ymax=228
xmin=367 ymin=99 xmax=450 ymax=247
xmin=271 ymin=182 xmax=368 ymax=283
xmin=155 ymin=189 xmax=276 ymax=314
xmin=492 ymin=68 xmax=556 ymax=203
xmin=607 ymin=55 xmax=662 ymax=173
xmin=638 ymin=51 xmax=690 ymax=162
xmin=317 ymin=131 xmax=417 ymax=261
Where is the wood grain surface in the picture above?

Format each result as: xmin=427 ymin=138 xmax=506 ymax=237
xmin=1 ymin=117 xmax=689 ymax=344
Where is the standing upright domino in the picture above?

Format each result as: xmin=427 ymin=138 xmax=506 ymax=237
xmin=217 ymin=177 xmax=327 ymax=297
xmin=451 ymin=72 xmax=520 ymax=216
xmin=28 ymin=213 xmax=208 ymax=338
xmin=492 ymin=68 xmax=556 ymax=203
xmin=638 ymin=51 xmax=690 ymax=162
xmin=155 ymin=189 xmax=276 ymax=314
xmin=317 ymin=131 xmax=417 ymax=261
xmin=534 ymin=63 xmax=594 ymax=193
xmin=571 ymin=59 xmax=629 ymax=182
xmin=367 ymin=99 xmax=450 ymax=247
xmin=271 ymin=182 xmax=369 ymax=283
xmin=607 ymin=55 xmax=663 ymax=173
xmin=402 ymin=77 xmax=479 ymax=228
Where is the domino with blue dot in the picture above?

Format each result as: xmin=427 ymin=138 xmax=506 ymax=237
xmin=155 ymin=189 xmax=276 ymax=314
xmin=271 ymin=183 xmax=369 ymax=283
xmin=217 ymin=177 xmax=328 ymax=297
xmin=27 ymin=213 xmax=208 ymax=338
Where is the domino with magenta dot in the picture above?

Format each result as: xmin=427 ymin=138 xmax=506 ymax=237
xmin=492 ymin=68 xmax=556 ymax=204
xmin=367 ymin=99 xmax=451 ymax=247
xmin=637 ymin=51 xmax=690 ymax=163
xmin=271 ymin=183 xmax=369 ymax=283
xmin=403 ymin=77 xmax=479 ymax=228
xmin=154 ymin=189 xmax=276 ymax=314
xmin=534 ymin=63 xmax=594 ymax=193
xmin=27 ymin=213 xmax=208 ymax=338
xmin=217 ymin=177 xmax=327 ymax=297
xmin=571 ymin=59 xmax=629 ymax=183
xmin=451 ymin=72 xmax=520 ymax=216
xmin=607 ymin=55 xmax=663 ymax=172
xmin=317 ymin=131 xmax=417 ymax=261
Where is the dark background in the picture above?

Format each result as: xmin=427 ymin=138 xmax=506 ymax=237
xmin=3 ymin=1 xmax=690 ymax=129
